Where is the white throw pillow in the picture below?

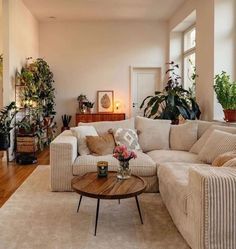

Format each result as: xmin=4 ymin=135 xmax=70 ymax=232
xmin=170 ymin=122 xmax=198 ymax=151
xmin=112 ymin=128 xmax=142 ymax=151
xmin=198 ymin=130 xmax=236 ymax=164
xmin=222 ymin=158 xmax=236 ymax=168
xmin=135 ymin=116 xmax=171 ymax=152
xmin=79 ymin=118 xmax=135 ymax=135
xmin=190 ymin=125 xmax=236 ymax=154
xmin=71 ymin=126 xmax=98 ymax=155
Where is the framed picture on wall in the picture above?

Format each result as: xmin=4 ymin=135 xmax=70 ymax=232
xmin=97 ymin=90 xmax=114 ymax=113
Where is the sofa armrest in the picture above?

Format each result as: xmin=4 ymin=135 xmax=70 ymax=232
xmin=50 ymin=131 xmax=77 ymax=191
xmin=189 ymin=166 xmax=236 ymax=249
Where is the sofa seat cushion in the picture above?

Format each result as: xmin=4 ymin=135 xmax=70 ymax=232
xmin=72 ymin=151 xmax=156 ymax=177
xmin=158 ymin=162 xmax=209 ymax=215
xmin=147 ymin=150 xmax=203 ymax=167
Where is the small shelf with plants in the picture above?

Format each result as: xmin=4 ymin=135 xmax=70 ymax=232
xmin=16 ymin=57 xmax=57 ymax=153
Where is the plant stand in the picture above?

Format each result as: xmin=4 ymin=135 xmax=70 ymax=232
xmin=16 ymin=134 xmax=38 ymax=165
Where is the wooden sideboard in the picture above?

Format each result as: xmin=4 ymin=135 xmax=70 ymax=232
xmin=75 ymin=113 xmax=126 ymax=125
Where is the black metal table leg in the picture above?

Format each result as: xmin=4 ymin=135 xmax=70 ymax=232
xmin=118 ymin=199 xmax=120 ymax=204
xmin=94 ymin=198 xmax=100 ymax=236
xmin=77 ymin=195 xmax=83 ymax=213
xmin=135 ymin=195 xmax=143 ymax=224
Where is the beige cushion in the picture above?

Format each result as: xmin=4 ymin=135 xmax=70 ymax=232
xmin=158 ymin=162 xmax=209 ymax=216
xmin=71 ymin=126 xmax=98 ymax=155
xmin=135 ymin=116 xmax=171 ymax=152
xmin=190 ymin=125 xmax=236 ymax=154
xmin=198 ymin=130 xmax=236 ymax=164
xmin=212 ymin=151 xmax=236 ymax=167
xmin=170 ymin=122 xmax=198 ymax=151
xmin=86 ymin=134 xmax=115 ymax=156
xmin=112 ymin=128 xmax=141 ymax=151
xmin=72 ymin=151 xmax=156 ymax=177
xmin=222 ymin=158 xmax=236 ymax=168
xmin=79 ymin=118 xmax=135 ymax=135
xmin=147 ymin=150 xmax=202 ymax=167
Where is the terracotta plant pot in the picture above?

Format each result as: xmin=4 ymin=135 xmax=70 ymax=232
xmin=223 ymin=109 xmax=236 ymax=122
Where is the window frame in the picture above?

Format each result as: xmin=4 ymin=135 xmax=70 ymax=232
xmin=182 ymin=24 xmax=196 ymax=88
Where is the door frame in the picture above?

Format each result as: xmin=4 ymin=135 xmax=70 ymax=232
xmin=129 ymin=65 xmax=162 ymax=117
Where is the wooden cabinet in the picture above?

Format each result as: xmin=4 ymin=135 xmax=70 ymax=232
xmin=76 ymin=113 xmax=125 ymax=125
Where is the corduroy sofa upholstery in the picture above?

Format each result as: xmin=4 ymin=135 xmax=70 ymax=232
xmin=50 ymin=117 xmax=236 ymax=249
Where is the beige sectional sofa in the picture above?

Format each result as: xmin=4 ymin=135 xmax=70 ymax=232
xmin=50 ymin=117 xmax=236 ymax=249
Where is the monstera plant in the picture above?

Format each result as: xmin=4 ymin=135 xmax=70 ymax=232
xmin=140 ymin=62 xmax=201 ymax=124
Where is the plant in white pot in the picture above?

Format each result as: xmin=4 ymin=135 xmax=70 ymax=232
xmin=214 ymin=71 xmax=236 ymax=122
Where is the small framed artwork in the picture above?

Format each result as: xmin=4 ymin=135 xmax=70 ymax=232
xmin=97 ymin=90 xmax=114 ymax=113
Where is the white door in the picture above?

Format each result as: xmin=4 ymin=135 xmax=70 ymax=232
xmin=131 ymin=67 xmax=161 ymax=117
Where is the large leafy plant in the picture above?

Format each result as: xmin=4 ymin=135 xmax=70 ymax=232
xmin=17 ymin=57 xmax=56 ymax=117
xmin=214 ymin=71 xmax=236 ymax=110
xmin=140 ymin=62 xmax=201 ymax=122
xmin=0 ymin=102 xmax=18 ymax=134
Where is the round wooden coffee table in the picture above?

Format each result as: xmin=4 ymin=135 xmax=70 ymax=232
xmin=71 ymin=171 xmax=147 ymax=236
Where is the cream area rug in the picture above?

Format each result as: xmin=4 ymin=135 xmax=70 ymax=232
xmin=0 ymin=166 xmax=189 ymax=249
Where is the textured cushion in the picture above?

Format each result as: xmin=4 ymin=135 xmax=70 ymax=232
xmin=71 ymin=126 xmax=98 ymax=155
xmin=222 ymin=158 xmax=236 ymax=168
xmin=135 ymin=116 xmax=171 ymax=152
xmin=112 ymin=128 xmax=141 ymax=151
xmin=198 ymin=130 xmax=236 ymax=164
xmin=170 ymin=122 xmax=198 ymax=151
xmin=147 ymin=150 xmax=202 ymax=167
xmin=190 ymin=124 xmax=236 ymax=154
xmin=86 ymin=134 xmax=115 ymax=156
xmin=72 ymin=151 xmax=156 ymax=177
xmin=212 ymin=151 xmax=236 ymax=167
xmin=79 ymin=118 xmax=135 ymax=135
xmin=158 ymin=162 xmax=209 ymax=215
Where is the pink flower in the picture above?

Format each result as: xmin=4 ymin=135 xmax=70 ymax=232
xmin=113 ymin=145 xmax=137 ymax=161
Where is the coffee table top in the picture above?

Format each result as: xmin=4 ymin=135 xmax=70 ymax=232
xmin=71 ymin=171 xmax=146 ymax=199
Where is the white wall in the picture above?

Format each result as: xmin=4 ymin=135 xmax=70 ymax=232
xmin=0 ymin=0 xmax=2 ymax=108
xmin=214 ymin=0 xmax=236 ymax=120
xmin=2 ymin=0 xmax=39 ymax=160
xmin=39 ymin=21 xmax=168 ymax=126
xmin=169 ymin=0 xmax=196 ymax=31
xmin=195 ymin=0 xmax=215 ymax=121
xmin=3 ymin=0 xmax=39 ymax=105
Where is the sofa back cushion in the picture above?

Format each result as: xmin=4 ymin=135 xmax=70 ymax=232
xmin=190 ymin=124 xmax=236 ymax=154
xmin=198 ymin=130 xmax=236 ymax=164
xmin=79 ymin=118 xmax=135 ymax=135
xmin=135 ymin=116 xmax=170 ymax=152
xmin=170 ymin=122 xmax=198 ymax=151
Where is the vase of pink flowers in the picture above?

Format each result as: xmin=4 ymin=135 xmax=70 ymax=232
xmin=113 ymin=145 xmax=137 ymax=180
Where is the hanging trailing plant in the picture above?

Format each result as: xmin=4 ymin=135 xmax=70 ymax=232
xmin=140 ymin=62 xmax=201 ymax=124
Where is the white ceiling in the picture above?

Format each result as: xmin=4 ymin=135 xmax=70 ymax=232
xmin=23 ymin=0 xmax=187 ymax=22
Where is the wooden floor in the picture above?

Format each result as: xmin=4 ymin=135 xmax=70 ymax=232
xmin=0 ymin=148 xmax=49 ymax=207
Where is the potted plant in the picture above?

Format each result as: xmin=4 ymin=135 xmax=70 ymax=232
xmin=61 ymin=114 xmax=72 ymax=132
xmin=77 ymin=94 xmax=88 ymax=113
xmin=84 ymin=101 xmax=94 ymax=113
xmin=0 ymin=102 xmax=18 ymax=149
xmin=140 ymin=62 xmax=201 ymax=124
xmin=214 ymin=71 xmax=236 ymax=122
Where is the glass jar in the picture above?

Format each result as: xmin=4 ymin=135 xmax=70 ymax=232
xmin=117 ymin=160 xmax=131 ymax=180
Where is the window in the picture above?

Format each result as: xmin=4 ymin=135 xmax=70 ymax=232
xmin=183 ymin=26 xmax=196 ymax=95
